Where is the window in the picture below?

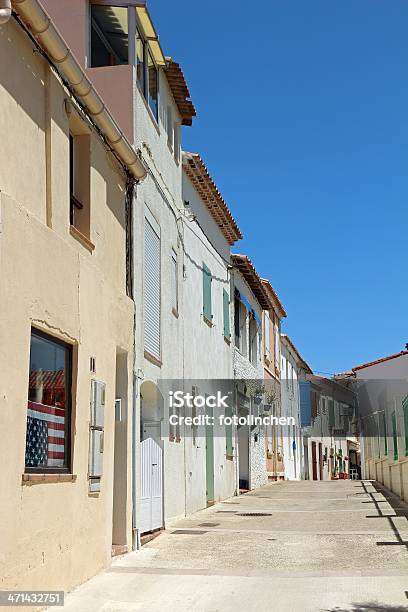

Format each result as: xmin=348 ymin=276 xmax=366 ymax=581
xmin=174 ymin=122 xmax=180 ymax=164
xmin=166 ymin=106 xmax=174 ymax=150
xmin=136 ymin=28 xmax=159 ymax=122
xmin=171 ymin=248 xmax=178 ymax=314
xmin=90 ymin=5 xmax=129 ymax=67
xmin=234 ymin=294 xmax=240 ymax=348
xmin=136 ymin=27 xmax=145 ymax=92
xmin=69 ymin=131 xmax=91 ymax=238
xmin=383 ymin=412 xmax=388 ymax=455
xmin=202 ymin=263 xmax=212 ymax=324
xmin=25 ymin=329 xmax=71 ymax=472
xmin=403 ymin=396 xmax=408 ymax=457
xmin=264 ymin=311 xmax=270 ymax=357
xmin=223 ymin=290 xmax=230 ymax=340
xmin=274 ymin=323 xmax=280 ymax=370
xmin=249 ymin=315 xmax=258 ymax=366
xmin=226 ymin=404 xmax=233 ymax=457
xmin=144 ymin=211 xmax=161 ymax=360
xmin=147 ymin=50 xmax=158 ymax=120
xmin=392 ymin=411 xmax=398 ymax=461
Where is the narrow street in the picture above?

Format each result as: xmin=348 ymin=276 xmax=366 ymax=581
xmin=56 ymin=481 xmax=408 ymax=612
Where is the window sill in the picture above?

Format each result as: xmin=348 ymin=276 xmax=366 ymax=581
xmin=70 ymin=225 xmax=95 ymax=252
xmin=22 ymin=474 xmax=77 ymax=485
xmin=172 ymin=307 xmax=179 ymax=319
xmin=226 ymin=454 xmax=234 ymax=461
xmin=224 ymin=335 xmax=231 ymax=345
xmin=144 ymin=350 xmax=162 ymax=368
xmin=203 ymin=315 xmax=213 ymax=328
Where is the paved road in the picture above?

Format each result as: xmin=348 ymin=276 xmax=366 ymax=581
xmin=56 ymin=480 xmax=408 ymax=611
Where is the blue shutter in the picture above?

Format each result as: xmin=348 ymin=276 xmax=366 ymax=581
xmin=299 ymin=381 xmax=311 ymax=426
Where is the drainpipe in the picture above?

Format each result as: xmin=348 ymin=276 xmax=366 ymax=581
xmin=0 ymin=0 xmax=11 ymax=24
xmin=11 ymin=0 xmax=146 ymax=181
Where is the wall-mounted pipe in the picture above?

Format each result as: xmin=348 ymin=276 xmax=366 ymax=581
xmin=11 ymin=0 xmax=147 ymax=181
xmin=0 ymin=0 xmax=11 ymax=24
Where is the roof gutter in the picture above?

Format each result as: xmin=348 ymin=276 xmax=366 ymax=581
xmin=0 ymin=0 xmax=11 ymax=24
xmin=11 ymin=0 xmax=147 ymax=182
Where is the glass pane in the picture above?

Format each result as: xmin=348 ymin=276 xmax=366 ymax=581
xmin=147 ymin=50 xmax=158 ymax=120
xmin=91 ymin=5 xmax=129 ymax=68
xmin=26 ymin=332 xmax=70 ymax=469
xmin=136 ymin=29 xmax=145 ymax=93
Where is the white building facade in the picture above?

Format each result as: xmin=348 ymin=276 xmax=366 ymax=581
xmin=231 ymin=255 xmax=271 ymax=490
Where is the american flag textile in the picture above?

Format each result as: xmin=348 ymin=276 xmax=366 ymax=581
xmin=25 ymin=400 xmax=65 ymax=467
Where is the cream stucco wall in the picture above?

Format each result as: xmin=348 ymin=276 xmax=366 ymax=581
xmin=355 ymin=355 xmax=408 ymax=502
xmin=0 ymin=18 xmax=134 ymax=599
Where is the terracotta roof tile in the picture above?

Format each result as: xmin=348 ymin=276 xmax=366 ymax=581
xmin=183 ymin=152 xmax=243 ymax=245
xmin=352 ymin=350 xmax=408 ymax=372
xmin=165 ymin=58 xmax=196 ymax=126
xmin=261 ymin=279 xmax=287 ymax=319
xmin=231 ymin=254 xmax=271 ymax=310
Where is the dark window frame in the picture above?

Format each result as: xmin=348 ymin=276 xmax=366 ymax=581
xmin=25 ymin=328 xmax=73 ymax=475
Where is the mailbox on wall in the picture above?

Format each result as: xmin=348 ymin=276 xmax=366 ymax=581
xmin=89 ymin=379 xmax=106 ymax=492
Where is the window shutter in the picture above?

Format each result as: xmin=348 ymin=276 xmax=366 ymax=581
xmin=171 ymin=249 xmax=178 ymax=312
xmin=328 ymin=398 xmax=335 ymax=428
xmin=403 ymin=396 xmax=408 ymax=457
xmin=392 ymin=411 xmax=398 ymax=460
xmin=202 ymin=263 xmax=212 ymax=321
xmin=264 ymin=311 xmax=270 ymax=355
xmin=144 ymin=214 xmax=161 ymax=359
xmin=274 ymin=323 xmax=280 ymax=368
xmin=223 ymin=290 xmax=230 ymax=338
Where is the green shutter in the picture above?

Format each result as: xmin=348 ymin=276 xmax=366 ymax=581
xmin=392 ymin=411 xmax=398 ymax=461
xmin=225 ymin=405 xmax=233 ymax=456
xmin=328 ymin=399 xmax=335 ymax=428
xmin=403 ymin=396 xmax=408 ymax=457
xmin=383 ymin=412 xmax=388 ymax=455
xmin=202 ymin=264 xmax=212 ymax=321
xmin=223 ymin=290 xmax=230 ymax=339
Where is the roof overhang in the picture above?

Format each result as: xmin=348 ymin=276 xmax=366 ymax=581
xmin=281 ymin=334 xmax=313 ymax=373
xmin=165 ymin=58 xmax=196 ymax=126
xmin=184 ymin=153 xmax=243 ymax=245
xmin=261 ymin=279 xmax=287 ymax=319
xmin=232 ymin=254 xmax=271 ymax=310
xmin=352 ymin=350 xmax=408 ymax=372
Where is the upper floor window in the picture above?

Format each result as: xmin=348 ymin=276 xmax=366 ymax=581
xmin=171 ymin=248 xmax=178 ymax=315
xmin=136 ymin=29 xmax=159 ymax=121
xmin=248 ymin=315 xmax=258 ymax=366
xmin=69 ymin=129 xmax=91 ymax=240
xmin=25 ymin=329 xmax=72 ymax=473
xmin=202 ymin=263 xmax=213 ymax=325
xmin=90 ymin=5 xmax=129 ymax=67
xmin=144 ymin=210 xmax=161 ymax=361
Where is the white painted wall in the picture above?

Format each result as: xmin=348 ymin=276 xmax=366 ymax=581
xmin=232 ymin=271 xmax=267 ymax=490
xmin=182 ymin=172 xmax=236 ymax=508
xmin=132 ymin=66 xmax=188 ymax=528
xmin=280 ymin=340 xmax=302 ymax=480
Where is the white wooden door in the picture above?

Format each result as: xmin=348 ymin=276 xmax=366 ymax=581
xmin=140 ymin=437 xmax=163 ymax=534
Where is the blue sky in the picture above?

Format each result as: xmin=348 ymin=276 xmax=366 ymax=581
xmin=149 ymin=0 xmax=408 ymax=375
